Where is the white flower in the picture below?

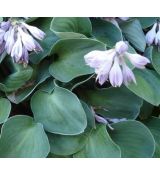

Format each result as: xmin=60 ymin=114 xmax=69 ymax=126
xmin=109 ymin=57 xmax=123 ymax=87
xmin=0 ymin=19 xmax=46 ymax=65
xmin=11 ymin=33 xmax=23 ymax=62
xmin=5 ymin=27 xmax=15 ymax=54
xmin=115 ymin=41 xmax=128 ymax=54
xmin=145 ymin=23 xmax=157 ymax=46
xmin=84 ymin=41 xmax=150 ymax=87
xmin=155 ymin=24 xmax=160 ymax=46
xmin=21 ymin=22 xmax=45 ymax=40
xmin=18 ymin=27 xmax=36 ymax=51
xmin=84 ymin=50 xmax=114 ymax=69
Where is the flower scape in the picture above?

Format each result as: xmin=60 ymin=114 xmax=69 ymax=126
xmin=0 ymin=17 xmax=159 ymax=158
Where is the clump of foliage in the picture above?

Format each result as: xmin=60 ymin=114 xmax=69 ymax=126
xmin=0 ymin=17 xmax=159 ymax=158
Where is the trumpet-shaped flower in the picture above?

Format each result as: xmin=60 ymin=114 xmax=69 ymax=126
xmin=145 ymin=23 xmax=157 ymax=46
xmin=0 ymin=18 xmax=45 ymax=65
xmin=84 ymin=41 xmax=150 ymax=87
xmin=21 ymin=22 xmax=46 ymax=40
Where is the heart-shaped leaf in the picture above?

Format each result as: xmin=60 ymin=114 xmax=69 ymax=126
xmin=50 ymin=17 xmax=92 ymax=38
xmin=49 ymin=38 xmax=106 ymax=82
xmin=109 ymin=120 xmax=155 ymax=158
xmin=31 ymin=86 xmax=87 ymax=135
xmin=73 ymin=124 xmax=121 ymax=158
xmin=48 ymin=101 xmax=95 ymax=156
xmin=79 ymin=86 xmax=142 ymax=119
xmin=0 ymin=115 xmax=50 ymax=158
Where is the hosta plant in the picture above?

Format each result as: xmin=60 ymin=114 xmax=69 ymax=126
xmin=0 ymin=17 xmax=160 ymax=158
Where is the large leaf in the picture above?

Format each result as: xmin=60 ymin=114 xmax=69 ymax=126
xmin=0 ymin=115 xmax=50 ymax=158
xmin=109 ymin=120 xmax=155 ymax=158
xmin=50 ymin=17 xmax=92 ymax=38
xmin=79 ymin=86 xmax=142 ymax=119
xmin=0 ymin=98 xmax=11 ymax=124
xmin=49 ymin=38 xmax=106 ymax=82
xmin=120 ymin=19 xmax=146 ymax=52
xmin=48 ymin=101 xmax=95 ymax=156
xmin=137 ymin=17 xmax=158 ymax=29
xmin=73 ymin=124 xmax=121 ymax=158
xmin=143 ymin=117 xmax=160 ymax=158
xmin=128 ymin=69 xmax=160 ymax=106
xmin=91 ymin=18 xmax=123 ymax=47
xmin=31 ymin=86 xmax=87 ymax=135
xmin=30 ymin=18 xmax=58 ymax=64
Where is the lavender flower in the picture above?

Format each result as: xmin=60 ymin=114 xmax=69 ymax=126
xmin=0 ymin=18 xmax=45 ymax=65
xmin=21 ymin=22 xmax=45 ymax=40
xmin=84 ymin=41 xmax=150 ymax=87
xmin=145 ymin=23 xmax=157 ymax=46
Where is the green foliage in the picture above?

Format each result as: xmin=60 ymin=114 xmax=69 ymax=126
xmin=0 ymin=17 xmax=160 ymax=158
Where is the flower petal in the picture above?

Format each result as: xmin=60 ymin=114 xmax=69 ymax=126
xmin=5 ymin=27 xmax=15 ymax=54
xmin=115 ymin=41 xmax=128 ymax=55
xmin=11 ymin=33 xmax=23 ymax=62
xmin=18 ymin=27 xmax=36 ymax=51
xmin=122 ymin=63 xmax=136 ymax=85
xmin=125 ymin=52 xmax=150 ymax=69
xmin=109 ymin=57 xmax=123 ymax=87
xmin=84 ymin=50 xmax=110 ymax=69
xmin=22 ymin=22 xmax=45 ymax=40
xmin=145 ymin=23 xmax=157 ymax=46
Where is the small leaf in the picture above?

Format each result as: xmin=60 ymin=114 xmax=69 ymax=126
xmin=31 ymin=86 xmax=87 ymax=135
xmin=48 ymin=101 xmax=95 ymax=156
xmin=109 ymin=120 xmax=155 ymax=158
xmin=137 ymin=17 xmax=158 ymax=29
xmin=50 ymin=17 xmax=92 ymax=38
xmin=0 ymin=115 xmax=50 ymax=158
xmin=73 ymin=124 xmax=121 ymax=158
xmin=79 ymin=86 xmax=142 ymax=119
